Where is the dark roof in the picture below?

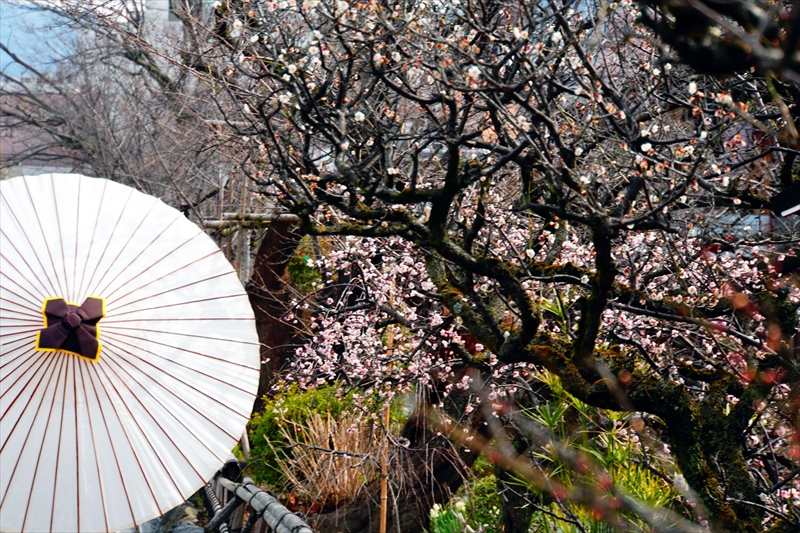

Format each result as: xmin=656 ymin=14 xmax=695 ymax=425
xmin=770 ymin=182 xmax=800 ymax=217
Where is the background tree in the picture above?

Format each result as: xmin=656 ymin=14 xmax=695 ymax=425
xmin=0 ymin=1 xmax=238 ymax=218
xmin=637 ymin=0 xmax=800 ymax=83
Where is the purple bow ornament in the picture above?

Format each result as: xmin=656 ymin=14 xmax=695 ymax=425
xmin=35 ymin=297 xmax=105 ymax=361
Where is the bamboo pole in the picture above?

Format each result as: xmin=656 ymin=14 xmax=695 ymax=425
xmin=379 ymin=402 xmax=390 ymax=533
xmin=203 ymin=213 xmax=299 ymax=229
xmin=380 ymin=322 xmax=395 ymax=533
xmin=235 ymin=172 xmax=248 ymax=281
xmin=240 ymin=430 xmax=251 ymax=459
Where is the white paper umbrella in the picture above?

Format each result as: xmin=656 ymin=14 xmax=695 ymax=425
xmin=0 ymin=173 xmax=261 ymax=533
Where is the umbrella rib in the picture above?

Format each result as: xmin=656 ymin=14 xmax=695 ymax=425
xmin=0 ymin=347 xmax=46 ymax=405
xmin=76 ymin=179 xmax=109 ymax=302
xmin=0 ymin=346 xmax=35 ymax=384
xmin=21 ymin=176 xmax=67 ymax=298
xmin=102 ymin=343 xmax=241 ymax=446
xmin=0 ymin=326 xmax=44 ymax=341
xmin=81 ymin=360 xmax=135 ymax=533
xmin=0 ymin=334 xmax=40 ymax=363
xmin=108 ymin=272 xmax=236 ymax=312
xmin=1 ymin=352 xmax=65 ymax=530
xmin=50 ymin=349 xmax=73 ymax=532
xmin=0 ymin=349 xmax=54 ymax=434
xmin=0 ymin=279 xmax=42 ymax=311
xmin=89 ymin=197 xmax=163 ymax=298
xmin=93 ymin=211 xmax=186 ymax=298
xmin=107 ymin=293 xmax=246 ymax=319
xmin=20 ymin=352 xmax=68 ymax=531
xmin=0 ymin=305 xmax=41 ymax=320
xmin=76 ymin=359 xmax=112 ymax=533
xmin=102 ymin=247 xmax=216 ymax=303
xmin=91 ymin=358 xmax=185 ymax=515
xmin=79 ymin=185 xmax=136 ymax=301
xmin=0 ymin=192 xmax=60 ymax=298
xmin=0 ymin=335 xmax=38 ymax=364
xmin=72 ymin=356 xmax=82 ymax=533
xmin=100 ymin=345 xmax=218 ymax=478
xmin=0 ymin=318 xmax=41 ymax=327
xmin=101 ymin=335 xmax=255 ymax=416
xmin=102 ymin=329 xmax=258 ymax=374
xmin=50 ymin=174 xmax=73 ymax=306
xmin=101 ymin=338 xmax=247 ymax=437
xmin=102 ymin=317 xmax=254 ymax=323
xmin=0 ymin=237 xmax=56 ymax=303
xmin=103 ymin=326 xmax=259 ymax=346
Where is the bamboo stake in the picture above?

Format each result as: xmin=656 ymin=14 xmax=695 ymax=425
xmin=203 ymin=213 xmax=299 ymax=230
xmin=380 ymin=322 xmax=395 ymax=533
xmin=379 ymin=402 xmax=390 ymax=533
xmin=235 ymin=171 xmax=248 ymax=281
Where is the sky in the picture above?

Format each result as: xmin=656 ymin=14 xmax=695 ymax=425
xmin=0 ymin=0 xmax=69 ymax=76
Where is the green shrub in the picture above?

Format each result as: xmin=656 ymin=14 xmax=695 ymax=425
xmin=286 ymin=236 xmax=322 ymax=293
xmin=522 ymin=370 xmax=679 ymax=532
xmin=247 ymin=383 xmax=358 ymax=488
xmin=427 ymin=458 xmax=502 ymax=533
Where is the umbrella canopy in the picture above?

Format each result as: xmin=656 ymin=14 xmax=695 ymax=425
xmin=0 ymin=173 xmax=261 ymax=532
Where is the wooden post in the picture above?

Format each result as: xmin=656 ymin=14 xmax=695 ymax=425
xmin=217 ymin=168 xmax=225 ymax=222
xmin=379 ymin=402 xmax=390 ymax=533
xmin=235 ymin=171 xmax=248 ymax=282
xmin=380 ymin=321 xmax=394 ymax=533
xmin=241 ymin=430 xmax=251 ymax=460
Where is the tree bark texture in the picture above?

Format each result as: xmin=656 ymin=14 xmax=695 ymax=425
xmin=246 ymin=219 xmax=302 ymax=413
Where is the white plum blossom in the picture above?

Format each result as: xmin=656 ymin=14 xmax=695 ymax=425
xmin=466 ymin=65 xmax=481 ymax=79
xmin=512 ymin=27 xmax=528 ymax=40
xmin=354 ymin=111 xmax=366 ymax=122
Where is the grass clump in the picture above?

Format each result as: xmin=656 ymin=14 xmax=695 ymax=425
xmin=248 ymin=383 xmax=358 ymax=488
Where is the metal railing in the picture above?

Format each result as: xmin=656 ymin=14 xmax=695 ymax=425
xmin=203 ymin=460 xmax=315 ymax=533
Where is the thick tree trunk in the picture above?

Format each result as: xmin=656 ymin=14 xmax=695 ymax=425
xmin=246 ymin=219 xmax=302 ymax=413
xmin=496 ymin=465 xmax=535 ymax=533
